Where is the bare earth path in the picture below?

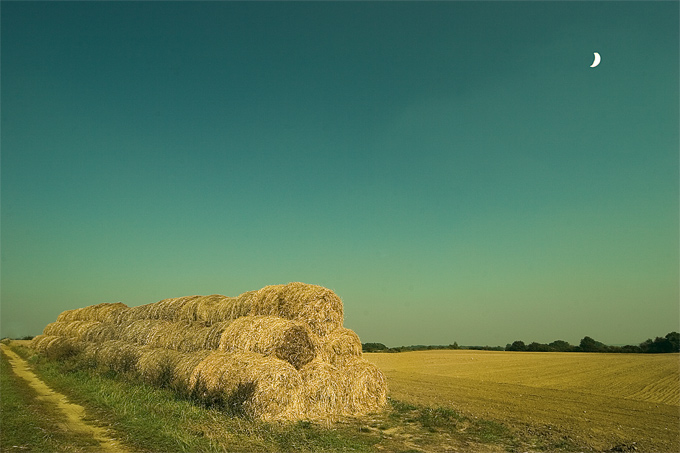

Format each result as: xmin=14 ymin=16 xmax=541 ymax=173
xmin=0 ymin=343 xmax=127 ymax=452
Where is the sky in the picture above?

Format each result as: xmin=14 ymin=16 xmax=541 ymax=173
xmin=1 ymin=1 xmax=678 ymax=347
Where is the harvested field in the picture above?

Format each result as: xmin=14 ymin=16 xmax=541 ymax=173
xmin=366 ymin=349 xmax=680 ymax=452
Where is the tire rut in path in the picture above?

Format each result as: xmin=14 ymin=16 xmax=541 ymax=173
xmin=1 ymin=343 xmax=127 ymax=452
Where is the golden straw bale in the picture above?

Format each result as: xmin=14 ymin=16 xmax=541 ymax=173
xmin=30 ymin=334 xmax=46 ymax=350
xmin=81 ymin=322 xmax=118 ymax=343
xmin=56 ymin=308 xmax=79 ymax=323
xmin=312 ymin=327 xmax=363 ymax=367
xmin=299 ymin=358 xmax=344 ymax=419
xmin=56 ymin=302 xmax=128 ymax=323
xmin=32 ymin=335 xmax=81 ymax=359
xmin=42 ymin=322 xmax=62 ymax=336
xmin=146 ymin=321 xmax=210 ymax=352
xmin=235 ymin=290 xmax=258 ymax=305
xmin=172 ymin=350 xmax=212 ymax=393
xmin=45 ymin=337 xmax=82 ymax=359
xmin=97 ymin=340 xmax=143 ymax=373
xmin=97 ymin=302 xmax=129 ymax=322
xmin=80 ymin=342 xmax=101 ymax=368
xmin=177 ymin=325 xmax=211 ymax=352
xmin=195 ymin=295 xmax=251 ymax=325
xmin=42 ymin=321 xmax=100 ymax=341
xmin=204 ymin=321 xmax=231 ymax=349
xmin=248 ymin=282 xmax=344 ymax=336
xmin=109 ymin=304 xmax=148 ymax=324
xmin=169 ymin=296 xmax=202 ymax=322
xmin=218 ymin=316 xmax=316 ymax=369
xmin=145 ymin=296 xmax=199 ymax=321
xmin=142 ymin=320 xmax=176 ymax=347
xmin=339 ymin=357 xmax=388 ymax=416
xmin=30 ymin=334 xmax=52 ymax=351
xmin=136 ymin=347 xmax=181 ymax=386
xmin=120 ymin=319 xmax=160 ymax=344
xmin=189 ymin=351 xmax=303 ymax=420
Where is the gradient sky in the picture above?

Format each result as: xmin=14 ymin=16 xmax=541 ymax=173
xmin=2 ymin=1 xmax=678 ymax=347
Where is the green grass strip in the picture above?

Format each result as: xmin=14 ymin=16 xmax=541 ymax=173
xmin=0 ymin=348 xmax=101 ymax=452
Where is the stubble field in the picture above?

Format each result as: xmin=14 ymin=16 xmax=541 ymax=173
xmin=365 ymin=350 xmax=680 ymax=452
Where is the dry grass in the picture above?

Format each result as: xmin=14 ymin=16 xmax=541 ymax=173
xmin=189 ymin=351 xmax=303 ymax=420
xmin=219 ymin=315 xmax=316 ymax=369
xmin=366 ymin=350 xmax=680 ymax=453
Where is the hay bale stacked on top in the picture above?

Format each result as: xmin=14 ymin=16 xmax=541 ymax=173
xmin=30 ymin=282 xmax=387 ymax=420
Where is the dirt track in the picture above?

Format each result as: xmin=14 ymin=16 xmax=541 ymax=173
xmin=0 ymin=343 xmax=126 ymax=452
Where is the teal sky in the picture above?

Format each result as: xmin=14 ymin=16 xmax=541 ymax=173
xmin=2 ymin=1 xmax=678 ymax=347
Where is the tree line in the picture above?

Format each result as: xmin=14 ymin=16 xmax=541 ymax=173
xmin=505 ymin=332 xmax=679 ymax=353
xmin=362 ymin=332 xmax=680 ymax=354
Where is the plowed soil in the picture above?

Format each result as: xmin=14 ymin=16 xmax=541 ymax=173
xmin=365 ymin=350 xmax=680 ymax=452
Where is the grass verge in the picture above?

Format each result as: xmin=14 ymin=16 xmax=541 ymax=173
xmin=7 ymin=344 xmax=586 ymax=452
xmin=0 ymin=348 xmax=102 ymax=452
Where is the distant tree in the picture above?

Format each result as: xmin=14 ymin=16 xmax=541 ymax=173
xmin=579 ymin=336 xmax=606 ymax=352
xmin=620 ymin=344 xmax=642 ymax=353
xmin=665 ymin=332 xmax=680 ymax=352
xmin=527 ymin=342 xmax=550 ymax=352
xmin=448 ymin=342 xmax=459 ymax=350
xmin=362 ymin=343 xmax=388 ymax=352
xmin=548 ymin=340 xmax=573 ymax=352
xmin=506 ymin=340 xmax=527 ymax=351
xmin=640 ymin=333 xmax=680 ymax=353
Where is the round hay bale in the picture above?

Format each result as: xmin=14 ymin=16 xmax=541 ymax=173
xmin=299 ymin=358 xmax=343 ymax=419
xmin=195 ymin=295 xmax=251 ymax=325
xmin=56 ymin=302 xmax=128 ymax=323
xmin=170 ymin=296 xmax=202 ymax=323
xmin=42 ymin=321 xmax=63 ymax=336
xmin=142 ymin=320 xmax=176 ymax=347
xmin=56 ymin=308 xmax=80 ymax=323
xmin=218 ymin=316 xmax=316 ymax=369
xmin=31 ymin=334 xmax=53 ymax=351
xmin=248 ymin=283 xmax=344 ymax=337
xmin=80 ymin=322 xmax=118 ymax=343
xmin=172 ymin=350 xmax=212 ymax=393
xmin=80 ymin=342 xmax=101 ymax=368
xmin=189 ymin=351 xmax=303 ymax=420
xmin=97 ymin=302 xmax=129 ymax=322
xmin=137 ymin=347 xmax=181 ymax=387
xmin=120 ymin=319 xmax=158 ymax=344
xmin=32 ymin=335 xmax=81 ymax=359
xmin=137 ymin=321 xmax=210 ymax=352
xmin=204 ymin=321 xmax=231 ymax=350
xmin=339 ymin=357 xmax=388 ymax=416
xmin=97 ymin=340 xmax=142 ymax=373
xmin=312 ymin=327 xmax=363 ymax=367
xmin=42 ymin=321 xmax=100 ymax=341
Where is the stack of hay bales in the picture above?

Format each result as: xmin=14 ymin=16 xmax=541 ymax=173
xmin=30 ymin=283 xmax=387 ymax=420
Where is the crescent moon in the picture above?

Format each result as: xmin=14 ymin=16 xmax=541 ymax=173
xmin=590 ymin=52 xmax=601 ymax=68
